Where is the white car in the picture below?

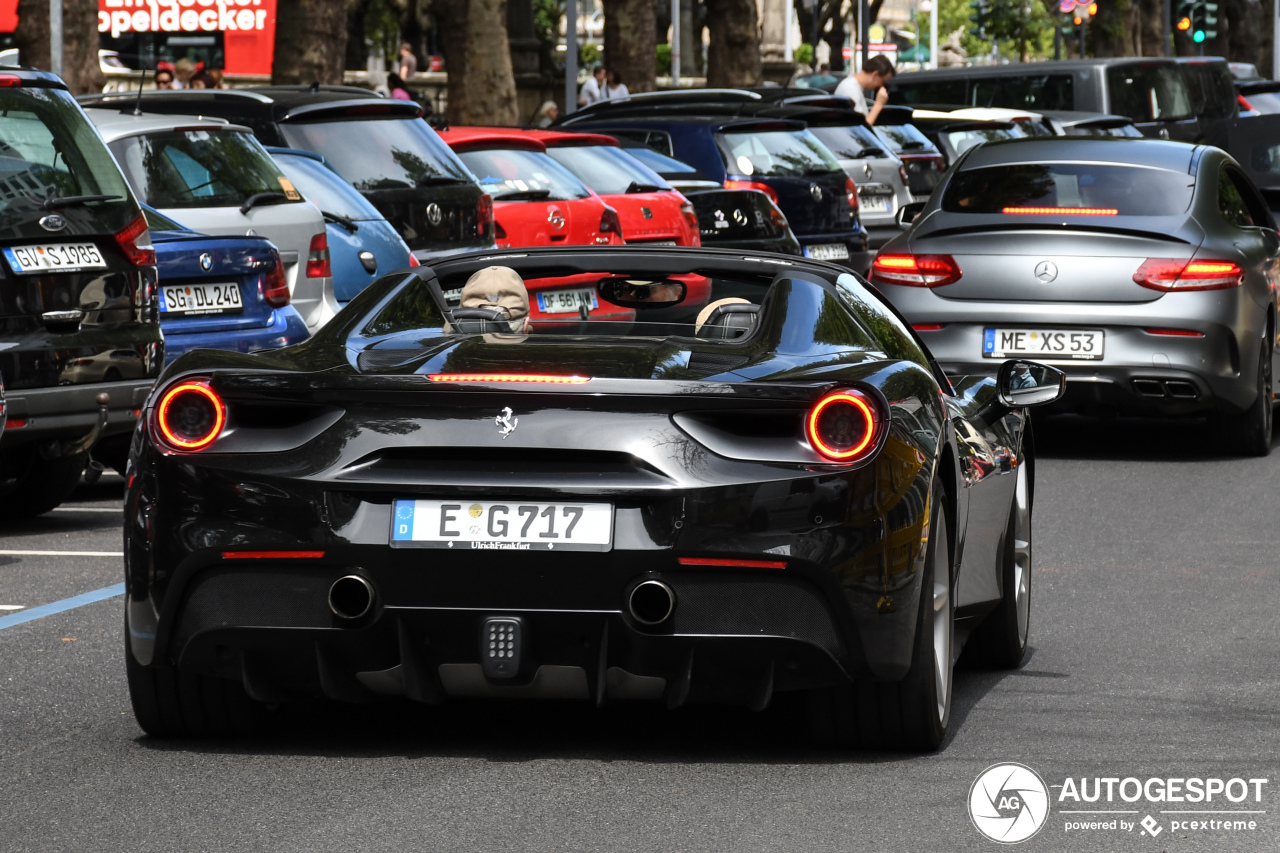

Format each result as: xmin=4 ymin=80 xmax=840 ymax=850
xmin=87 ymin=110 xmax=338 ymax=331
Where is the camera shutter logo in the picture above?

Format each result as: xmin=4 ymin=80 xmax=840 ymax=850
xmin=968 ymin=763 xmax=1051 ymax=844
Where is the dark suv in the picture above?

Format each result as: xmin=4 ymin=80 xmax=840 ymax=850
xmin=0 ymin=68 xmax=162 ymax=515
xmin=80 ymin=86 xmax=494 ymax=261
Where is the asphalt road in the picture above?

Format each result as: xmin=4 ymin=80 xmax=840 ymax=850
xmin=1 ymin=417 xmax=1277 ymax=852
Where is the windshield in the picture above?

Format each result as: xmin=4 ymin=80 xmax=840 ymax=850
xmin=280 ymin=118 xmax=473 ymax=190
xmin=942 ymin=163 xmax=1195 ymax=215
xmin=457 ymin=148 xmax=591 ymax=201
xmin=545 ymin=145 xmax=671 ymax=195
xmin=0 ymin=90 xmax=133 ymax=216
xmin=809 ymin=125 xmax=890 ymax=160
xmin=873 ymin=123 xmax=938 ymax=155
xmin=271 ymin=152 xmax=381 ymax=221
xmin=970 ymin=74 xmax=1075 ymax=111
xmin=716 ymin=129 xmax=842 ymax=178
xmin=1107 ymin=65 xmax=1194 ymax=122
xmin=110 ymin=129 xmax=297 ymax=209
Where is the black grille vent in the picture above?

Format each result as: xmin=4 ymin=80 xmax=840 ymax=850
xmin=357 ymin=349 xmax=425 ymax=372
xmin=686 ymin=350 xmax=749 ymax=376
xmin=172 ymin=568 xmax=334 ymax=651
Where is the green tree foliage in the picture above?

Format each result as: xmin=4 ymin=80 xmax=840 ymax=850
xmin=932 ymin=0 xmax=1059 ymax=60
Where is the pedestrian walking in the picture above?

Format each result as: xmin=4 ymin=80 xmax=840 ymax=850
xmin=578 ymin=64 xmax=605 ymax=106
xmin=834 ymin=55 xmax=895 ymax=125
xmin=398 ymin=43 xmax=418 ymax=81
xmin=604 ymin=69 xmax=629 ymax=100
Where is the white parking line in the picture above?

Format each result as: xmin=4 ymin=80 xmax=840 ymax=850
xmin=0 ymin=550 xmax=124 ymax=557
xmin=0 ymin=605 xmax=24 ymax=611
xmin=51 ymin=506 xmax=122 ymax=513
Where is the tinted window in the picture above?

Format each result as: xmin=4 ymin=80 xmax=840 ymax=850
xmin=715 ymin=129 xmax=841 ymax=178
xmin=942 ymin=163 xmax=1195 ymax=215
xmin=873 ymin=123 xmax=938 ymax=154
xmin=110 ymin=130 xmax=295 ymax=209
xmin=1061 ymin=122 xmax=1143 ymax=138
xmin=970 ymin=75 xmax=1075 ymax=111
xmin=142 ymin=207 xmax=186 ymax=232
xmin=0 ymin=90 xmax=132 ymax=217
xmin=1185 ymin=63 xmax=1237 ymax=121
xmin=1106 ymin=65 xmax=1193 ymax=122
xmin=624 ymin=146 xmax=699 ymax=174
xmin=809 ymin=125 xmax=890 ymax=159
xmin=272 ymin=153 xmax=381 ymax=221
xmin=1218 ymin=163 xmax=1259 ymax=225
xmin=545 ymin=145 xmax=671 ymax=195
xmin=457 ymin=148 xmax=590 ymax=201
xmin=280 ymin=118 xmax=472 ymax=190
xmin=892 ymin=79 xmax=969 ymax=106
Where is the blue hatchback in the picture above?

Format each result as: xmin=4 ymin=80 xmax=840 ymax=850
xmin=266 ymin=147 xmax=415 ymax=307
xmin=145 ymin=208 xmax=310 ymax=365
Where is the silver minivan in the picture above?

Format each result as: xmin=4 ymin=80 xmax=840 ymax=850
xmin=87 ymin=110 xmax=336 ymax=330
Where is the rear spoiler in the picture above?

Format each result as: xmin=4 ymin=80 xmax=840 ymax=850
xmin=281 ymin=99 xmax=423 ymax=122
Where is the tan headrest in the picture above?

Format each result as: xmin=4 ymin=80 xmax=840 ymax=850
xmin=695 ymin=297 xmax=750 ymax=333
xmin=459 ymin=266 xmax=530 ymax=332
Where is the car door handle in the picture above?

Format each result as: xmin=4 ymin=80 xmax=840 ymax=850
xmin=42 ymin=310 xmax=84 ymax=326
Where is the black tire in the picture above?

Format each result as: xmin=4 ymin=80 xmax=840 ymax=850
xmin=125 ymin=617 xmax=266 ymax=738
xmin=962 ymin=460 xmax=1031 ymax=669
xmin=1211 ymin=336 xmax=1272 ymax=457
xmin=0 ymin=450 xmax=87 ymax=518
xmin=808 ymin=479 xmax=954 ymax=751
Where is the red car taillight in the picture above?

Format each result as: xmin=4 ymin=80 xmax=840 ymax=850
xmin=494 ymin=221 xmax=508 ymax=240
xmin=154 ymin=380 xmax=226 ymax=451
xmin=898 ymin=162 xmax=910 ymax=186
xmin=679 ymin=200 xmax=701 ymax=246
xmin=262 ymin=250 xmax=290 ymax=308
xmin=0 ymin=75 xmax=22 ymax=88
xmin=407 ymin=253 xmax=420 ymax=267
xmin=305 ymin=232 xmax=330 ymax=278
xmin=1238 ymin=94 xmax=1255 ymax=112
xmin=1133 ymin=258 xmax=1244 ymax=292
xmin=724 ymin=180 xmax=779 ymax=205
xmin=769 ymin=203 xmax=789 ymax=231
xmin=845 ymin=177 xmax=858 ymax=211
xmin=114 ymin=213 xmax=156 ymax=267
xmin=599 ymin=206 xmax=623 ymax=242
xmin=477 ymin=193 xmax=494 ymax=238
xmin=806 ymin=389 xmax=882 ymax=462
xmin=870 ymin=253 xmax=962 ymax=287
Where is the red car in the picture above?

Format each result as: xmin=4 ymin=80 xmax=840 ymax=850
xmin=526 ymin=130 xmax=701 ymax=247
xmin=438 ymin=127 xmax=626 ymax=250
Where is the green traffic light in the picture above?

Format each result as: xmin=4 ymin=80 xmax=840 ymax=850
xmin=1193 ymin=30 xmax=1206 ymax=42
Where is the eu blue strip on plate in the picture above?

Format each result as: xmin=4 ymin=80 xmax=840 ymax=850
xmin=0 ymin=583 xmax=126 ymax=632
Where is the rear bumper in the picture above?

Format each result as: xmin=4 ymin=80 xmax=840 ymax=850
xmin=163 ymin=307 xmax=310 ymax=365
xmin=1 ymin=379 xmax=152 ymax=445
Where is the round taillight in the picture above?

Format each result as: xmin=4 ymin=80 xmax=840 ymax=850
xmin=806 ymin=390 xmax=879 ymax=461
xmin=156 ymin=381 xmax=225 ymax=450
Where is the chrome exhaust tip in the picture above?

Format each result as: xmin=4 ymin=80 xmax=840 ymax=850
xmin=329 ymin=575 xmax=375 ymax=620
xmin=628 ymin=579 xmax=676 ymax=626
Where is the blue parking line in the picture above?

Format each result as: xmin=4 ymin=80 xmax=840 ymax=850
xmin=0 ymin=583 xmax=125 ymax=631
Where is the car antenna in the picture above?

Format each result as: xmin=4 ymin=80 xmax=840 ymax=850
xmin=127 ymin=64 xmax=146 ymax=116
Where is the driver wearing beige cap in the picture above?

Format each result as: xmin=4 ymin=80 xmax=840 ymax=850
xmin=458 ymin=266 xmax=531 ymax=333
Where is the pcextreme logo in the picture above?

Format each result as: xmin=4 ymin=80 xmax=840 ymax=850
xmin=969 ymin=763 xmax=1271 ymax=844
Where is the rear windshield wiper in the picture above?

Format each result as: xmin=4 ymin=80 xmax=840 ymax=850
xmin=625 ymin=181 xmax=665 ymax=193
xmin=240 ymin=191 xmax=288 ymax=214
xmin=493 ymin=189 xmax=552 ymax=201
xmin=43 ymin=194 xmax=123 ymax=210
xmin=899 ymin=141 xmax=926 ymax=150
xmin=856 ymin=147 xmax=888 ymax=158
xmin=322 ymin=210 xmax=359 ymax=233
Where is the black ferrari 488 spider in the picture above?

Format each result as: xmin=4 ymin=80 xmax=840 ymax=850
xmin=124 ymin=246 xmax=1064 ymax=750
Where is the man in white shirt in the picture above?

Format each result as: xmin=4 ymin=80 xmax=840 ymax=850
xmin=834 ymin=55 xmax=896 ymax=125
xmin=578 ymin=65 xmax=606 ymax=106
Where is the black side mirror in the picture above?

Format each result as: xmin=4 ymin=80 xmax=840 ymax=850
xmin=598 ymin=277 xmax=687 ymax=308
xmin=898 ymin=201 xmax=926 ymax=226
xmin=997 ymin=359 xmax=1066 ymax=407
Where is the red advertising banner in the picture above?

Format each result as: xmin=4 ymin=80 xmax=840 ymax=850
xmin=96 ymin=0 xmax=277 ymax=75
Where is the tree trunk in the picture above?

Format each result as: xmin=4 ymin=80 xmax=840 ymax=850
xmin=271 ymin=0 xmax=350 ymax=85
xmin=15 ymin=0 xmax=102 ymax=93
xmin=603 ymin=0 xmax=657 ymax=93
xmin=431 ymin=0 xmax=520 ymax=126
xmin=706 ymin=0 xmax=761 ymax=85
